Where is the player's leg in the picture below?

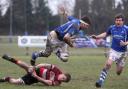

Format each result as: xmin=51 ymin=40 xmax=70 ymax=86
xmin=116 ymin=54 xmax=126 ymax=75
xmin=116 ymin=63 xmax=124 ymax=75
xmin=0 ymin=77 xmax=24 ymax=84
xmin=95 ymin=49 xmax=124 ymax=87
xmin=0 ymin=74 xmax=38 ymax=85
xmin=31 ymin=30 xmax=62 ymax=65
xmin=2 ymin=54 xmax=30 ymax=72
xmin=95 ymin=58 xmax=113 ymax=88
xmin=21 ymin=74 xmax=38 ymax=85
xmin=56 ymin=44 xmax=69 ymax=62
xmin=30 ymin=38 xmax=52 ymax=65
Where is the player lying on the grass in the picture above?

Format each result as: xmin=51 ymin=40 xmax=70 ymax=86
xmin=0 ymin=54 xmax=71 ymax=86
xmin=91 ymin=13 xmax=128 ymax=88
xmin=30 ymin=7 xmax=91 ymax=65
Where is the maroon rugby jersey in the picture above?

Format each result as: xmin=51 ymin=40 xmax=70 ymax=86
xmin=37 ymin=65 xmax=62 ymax=84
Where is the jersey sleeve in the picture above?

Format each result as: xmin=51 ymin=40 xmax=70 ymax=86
xmin=67 ymin=16 xmax=76 ymax=21
xmin=67 ymin=23 xmax=79 ymax=36
xmin=123 ymin=25 xmax=128 ymax=41
xmin=106 ymin=26 xmax=112 ymax=36
xmin=126 ymin=28 xmax=128 ymax=41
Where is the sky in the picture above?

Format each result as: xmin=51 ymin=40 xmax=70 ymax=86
xmin=45 ymin=0 xmax=76 ymax=15
xmin=115 ymin=0 xmax=122 ymax=7
xmin=45 ymin=0 xmax=122 ymax=15
xmin=0 ymin=0 xmax=10 ymax=16
xmin=0 ymin=0 xmax=123 ymax=16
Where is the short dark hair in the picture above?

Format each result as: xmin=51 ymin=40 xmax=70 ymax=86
xmin=81 ymin=16 xmax=91 ymax=25
xmin=115 ymin=13 xmax=125 ymax=21
xmin=64 ymin=73 xmax=71 ymax=82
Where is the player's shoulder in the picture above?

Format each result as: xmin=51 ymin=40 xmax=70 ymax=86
xmin=67 ymin=16 xmax=76 ymax=21
xmin=123 ymin=25 xmax=128 ymax=29
xmin=70 ymin=18 xmax=80 ymax=27
xmin=107 ymin=25 xmax=115 ymax=30
xmin=109 ymin=25 xmax=116 ymax=28
xmin=68 ymin=16 xmax=79 ymax=24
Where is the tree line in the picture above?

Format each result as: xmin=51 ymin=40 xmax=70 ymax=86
xmin=0 ymin=0 xmax=128 ymax=35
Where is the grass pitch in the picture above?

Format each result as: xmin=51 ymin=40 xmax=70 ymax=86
xmin=0 ymin=43 xmax=128 ymax=89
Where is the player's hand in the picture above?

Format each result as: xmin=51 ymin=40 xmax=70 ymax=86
xmin=91 ymin=35 xmax=97 ymax=39
xmin=70 ymin=38 xmax=75 ymax=43
xmin=120 ymin=40 xmax=127 ymax=46
xmin=58 ymin=6 xmax=65 ymax=15
xmin=57 ymin=5 xmax=68 ymax=18
xmin=28 ymin=66 xmax=35 ymax=74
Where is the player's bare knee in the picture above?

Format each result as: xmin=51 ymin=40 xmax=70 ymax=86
xmin=106 ymin=63 xmax=111 ymax=69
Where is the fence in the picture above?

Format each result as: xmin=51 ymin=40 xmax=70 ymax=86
xmin=0 ymin=36 xmax=109 ymax=56
xmin=0 ymin=36 xmax=43 ymax=56
xmin=0 ymin=36 xmax=17 ymax=43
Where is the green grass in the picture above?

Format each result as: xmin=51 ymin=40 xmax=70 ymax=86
xmin=0 ymin=43 xmax=128 ymax=89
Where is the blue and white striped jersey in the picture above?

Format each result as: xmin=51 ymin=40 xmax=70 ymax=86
xmin=106 ymin=25 xmax=128 ymax=52
xmin=55 ymin=16 xmax=80 ymax=41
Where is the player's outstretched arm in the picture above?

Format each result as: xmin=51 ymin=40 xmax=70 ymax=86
xmin=58 ymin=6 xmax=68 ymax=18
xmin=91 ymin=32 xmax=107 ymax=39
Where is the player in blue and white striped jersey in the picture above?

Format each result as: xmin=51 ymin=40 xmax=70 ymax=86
xmin=30 ymin=10 xmax=91 ymax=65
xmin=92 ymin=13 xmax=128 ymax=88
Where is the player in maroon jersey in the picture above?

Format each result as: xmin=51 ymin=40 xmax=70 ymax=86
xmin=0 ymin=54 xmax=71 ymax=86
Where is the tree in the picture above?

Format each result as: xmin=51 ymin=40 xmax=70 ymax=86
xmin=74 ymin=0 xmax=90 ymax=18
xmin=122 ymin=0 xmax=128 ymax=22
xmin=90 ymin=0 xmax=115 ymax=34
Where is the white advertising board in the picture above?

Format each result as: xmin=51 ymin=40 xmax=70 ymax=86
xmin=18 ymin=36 xmax=47 ymax=47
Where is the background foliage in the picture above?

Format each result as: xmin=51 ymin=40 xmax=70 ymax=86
xmin=0 ymin=0 xmax=128 ymax=35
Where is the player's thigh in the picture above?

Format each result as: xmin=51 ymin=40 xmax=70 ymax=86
xmin=10 ymin=78 xmax=24 ymax=84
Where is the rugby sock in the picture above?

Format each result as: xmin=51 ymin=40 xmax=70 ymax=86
xmin=32 ymin=52 xmax=38 ymax=60
xmin=0 ymin=77 xmax=10 ymax=82
xmin=9 ymin=58 xmax=18 ymax=64
xmin=99 ymin=68 xmax=108 ymax=82
xmin=36 ymin=52 xmax=40 ymax=57
xmin=2 ymin=54 xmax=18 ymax=64
xmin=4 ymin=77 xmax=10 ymax=82
xmin=38 ymin=51 xmax=50 ymax=57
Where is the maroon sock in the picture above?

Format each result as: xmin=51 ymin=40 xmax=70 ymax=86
xmin=5 ymin=77 xmax=10 ymax=82
xmin=10 ymin=58 xmax=18 ymax=64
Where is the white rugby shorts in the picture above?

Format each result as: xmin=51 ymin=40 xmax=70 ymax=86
xmin=48 ymin=31 xmax=68 ymax=53
xmin=108 ymin=49 xmax=127 ymax=67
